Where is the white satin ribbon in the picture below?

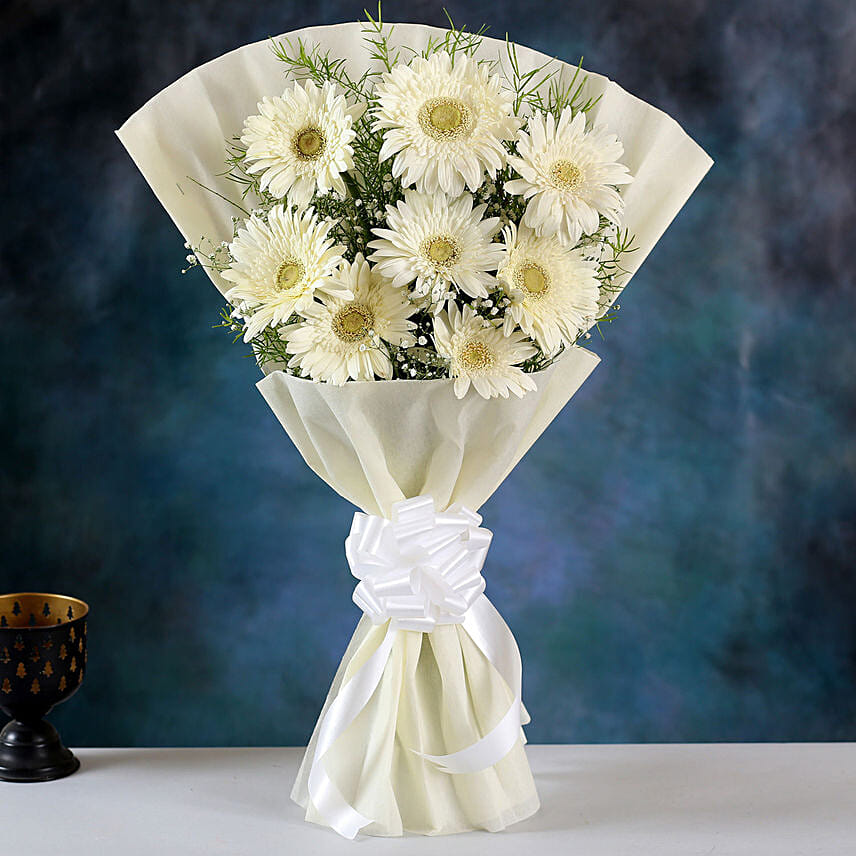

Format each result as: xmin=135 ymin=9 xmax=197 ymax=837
xmin=306 ymin=622 xmax=397 ymax=839
xmin=306 ymin=496 xmax=526 ymax=839
xmin=346 ymin=496 xmax=491 ymax=633
xmin=419 ymin=595 xmax=526 ymax=773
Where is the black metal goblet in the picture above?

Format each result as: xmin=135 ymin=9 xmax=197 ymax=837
xmin=0 ymin=593 xmax=88 ymax=782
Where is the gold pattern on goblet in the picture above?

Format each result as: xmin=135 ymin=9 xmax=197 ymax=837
xmin=0 ymin=593 xmax=87 ymax=628
xmin=16 ymin=662 xmax=26 ymax=679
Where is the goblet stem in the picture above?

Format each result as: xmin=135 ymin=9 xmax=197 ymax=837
xmin=0 ymin=718 xmax=80 ymax=782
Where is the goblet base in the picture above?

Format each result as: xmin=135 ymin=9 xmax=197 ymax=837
xmin=0 ymin=719 xmax=80 ymax=783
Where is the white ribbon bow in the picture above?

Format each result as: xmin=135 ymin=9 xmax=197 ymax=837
xmin=346 ymin=496 xmax=492 ymax=632
xmin=306 ymin=496 xmax=526 ymax=840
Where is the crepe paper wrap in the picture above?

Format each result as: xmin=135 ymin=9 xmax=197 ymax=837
xmin=305 ymin=496 xmax=529 ymax=837
xmin=306 ymin=495 xmax=526 ymax=837
xmin=117 ymin=21 xmax=712 ymax=837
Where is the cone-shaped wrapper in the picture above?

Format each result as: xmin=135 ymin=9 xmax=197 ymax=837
xmin=117 ymin=21 xmax=712 ymax=837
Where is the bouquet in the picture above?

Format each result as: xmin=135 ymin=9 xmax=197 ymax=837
xmin=118 ymin=15 xmax=711 ymax=839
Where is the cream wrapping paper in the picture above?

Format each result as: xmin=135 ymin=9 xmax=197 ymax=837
xmin=263 ymin=357 xmax=601 ymax=836
xmin=117 ymin=21 xmax=712 ymax=837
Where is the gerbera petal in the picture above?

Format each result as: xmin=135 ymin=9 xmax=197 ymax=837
xmin=367 ymin=191 xmax=505 ymax=310
xmin=240 ymin=80 xmax=358 ymax=205
xmin=372 ymin=51 xmax=518 ymax=196
xmin=282 ymin=255 xmax=416 ymax=384
xmin=506 ymin=106 xmax=632 ymax=246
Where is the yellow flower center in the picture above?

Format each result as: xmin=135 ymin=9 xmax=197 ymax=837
xmin=275 ymin=258 xmax=306 ymax=296
xmin=550 ymin=159 xmax=583 ymax=191
xmin=418 ymin=97 xmax=473 ymax=141
xmin=421 ymin=235 xmax=460 ymax=268
xmin=293 ymin=127 xmax=325 ymax=160
xmin=514 ymin=261 xmax=551 ymax=299
xmin=458 ymin=339 xmax=494 ymax=371
xmin=332 ymin=304 xmax=374 ymax=343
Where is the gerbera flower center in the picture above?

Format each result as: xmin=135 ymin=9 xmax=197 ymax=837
xmin=293 ymin=127 xmax=325 ymax=160
xmin=332 ymin=304 xmax=374 ymax=343
xmin=514 ymin=261 xmax=551 ymax=298
xmin=550 ymin=160 xmax=583 ymax=191
xmin=275 ymin=257 xmax=307 ymax=296
xmin=421 ymin=235 xmax=461 ymax=269
xmin=418 ymin=97 xmax=473 ymax=141
xmin=458 ymin=339 xmax=495 ymax=371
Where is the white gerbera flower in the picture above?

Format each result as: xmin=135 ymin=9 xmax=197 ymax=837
xmin=506 ymin=108 xmax=632 ymax=245
xmin=283 ymin=255 xmax=416 ymax=384
xmin=498 ymin=223 xmax=600 ymax=355
xmin=241 ymin=80 xmax=361 ymax=205
xmin=222 ymin=205 xmax=347 ymax=342
xmin=433 ymin=303 xmax=537 ymax=399
xmin=373 ymin=52 xmax=519 ymax=196
xmin=368 ymin=190 xmax=503 ymax=306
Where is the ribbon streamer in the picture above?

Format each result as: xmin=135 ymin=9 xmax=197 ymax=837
xmin=306 ymin=497 xmax=527 ymax=839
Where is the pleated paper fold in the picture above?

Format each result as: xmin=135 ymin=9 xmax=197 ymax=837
xmin=257 ymin=351 xmax=599 ymax=517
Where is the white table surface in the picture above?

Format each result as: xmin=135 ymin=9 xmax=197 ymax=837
xmin=2 ymin=744 xmax=853 ymax=855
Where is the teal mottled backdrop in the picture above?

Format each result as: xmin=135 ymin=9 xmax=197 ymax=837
xmin=1 ymin=0 xmax=854 ymax=745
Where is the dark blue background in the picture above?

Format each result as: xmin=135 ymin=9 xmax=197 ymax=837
xmin=2 ymin=0 xmax=854 ymax=746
